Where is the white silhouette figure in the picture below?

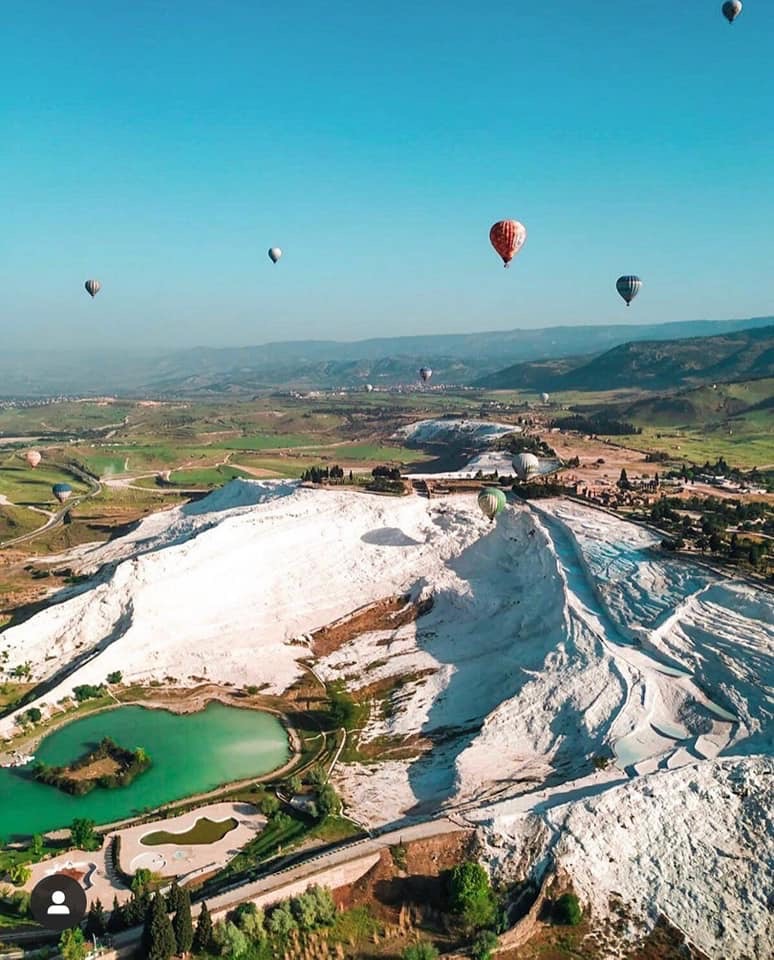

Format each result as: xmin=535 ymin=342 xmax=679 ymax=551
xmin=47 ymin=890 xmax=70 ymax=916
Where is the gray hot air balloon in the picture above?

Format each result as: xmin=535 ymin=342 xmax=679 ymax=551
xmin=513 ymin=452 xmax=539 ymax=481
xmin=616 ymin=275 xmax=642 ymax=306
xmin=419 ymin=367 xmax=432 ymax=384
xmin=477 ymin=487 xmax=506 ymax=522
xmin=364 ymin=384 xmax=374 ymax=393
xmin=52 ymin=483 xmax=73 ymax=504
xmin=268 ymin=248 xmax=282 ymax=263
xmin=84 ymin=279 xmax=101 ymax=298
xmin=722 ymin=1 xmax=742 ymax=23
xmin=540 ymin=392 xmax=550 ymax=404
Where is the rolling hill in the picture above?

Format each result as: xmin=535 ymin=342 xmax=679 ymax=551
xmin=1 ymin=316 xmax=772 ymax=396
xmin=477 ymin=324 xmax=774 ymax=392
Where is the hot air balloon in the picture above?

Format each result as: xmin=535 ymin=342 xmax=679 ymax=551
xmin=268 ymin=248 xmax=282 ymax=263
xmin=25 ymin=450 xmax=42 ymax=469
xmin=722 ymin=1 xmax=742 ymax=23
xmin=513 ymin=452 xmax=539 ymax=481
xmin=540 ymin=392 xmax=550 ymax=404
xmin=52 ymin=483 xmax=73 ymax=504
xmin=616 ymin=275 xmax=642 ymax=306
xmin=477 ymin=487 xmax=506 ymax=522
xmin=84 ymin=279 xmax=101 ymax=298
xmin=364 ymin=384 xmax=374 ymax=393
xmin=419 ymin=367 xmax=432 ymax=384
xmin=489 ymin=220 xmax=527 ymax=268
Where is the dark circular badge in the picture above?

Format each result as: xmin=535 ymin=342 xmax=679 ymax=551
xmin=30 ymin=874 xmax=87 ymax=931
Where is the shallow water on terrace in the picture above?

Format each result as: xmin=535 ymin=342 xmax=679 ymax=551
xmin=0 ymin=703 xmax=289 ymax=838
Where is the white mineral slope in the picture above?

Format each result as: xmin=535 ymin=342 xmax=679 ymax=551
xmin=477 ymin=756 xmax=773 ymax=960
xmin=534 ymin=500 xmax=774 ymax=758
xmin=0 ymin=482 xmax=486 ymax=735
xmin=396 ymin=419 xmax=520 ymax=445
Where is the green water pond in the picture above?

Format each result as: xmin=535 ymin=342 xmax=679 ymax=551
xmin=0 ymin=702 xmax=289 ymax=838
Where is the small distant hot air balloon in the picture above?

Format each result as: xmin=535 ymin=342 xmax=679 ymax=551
xmin=489 ymin=220 xmax=527 ymax=268
xmin=364 ymin=384 xmax=374 ymax=393
xmin=84 ymin=279 xmax=101 ymax=298
xmin=513 ymin=452 xmax=540 ymax=481
xmin=419 ymin=367 xmax=432 ymax=384
xmin=477 ymin=487 xmax=506 ymax=522
xmin=616 ymin=275 xmax=642 ymax=306
xmin=268 ymin=248 xmax=282 ymax=264
xmin=722 ymin=1 xmax=742 ymax=23
xmin=52 ymin=483 xmax=73 ymax=504
xmin=25 ymin=450 xmax=42 ymax=468
xmin=540 ymin=392 xmax=550 ymax=404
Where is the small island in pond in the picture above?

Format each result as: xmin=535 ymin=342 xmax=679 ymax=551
xmin=32 ymin=737 xmax=151 ymax=796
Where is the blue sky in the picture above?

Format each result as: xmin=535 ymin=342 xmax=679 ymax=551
xmin=1 ymin=0 xmax=772 ymax=348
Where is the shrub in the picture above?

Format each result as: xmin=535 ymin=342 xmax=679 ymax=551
xmin=471 ymin=929 xmax=499 ymax=960
xmin=554 ymin=892 xmax=583 ymax=926
xmin=402 ymin=943 xmax=439 ymax=960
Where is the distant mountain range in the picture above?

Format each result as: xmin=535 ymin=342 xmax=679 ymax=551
xmin=476 ymin=324 xmax=774 ymax=392
xmin=0 ymin=316 xmax=772 ymax=396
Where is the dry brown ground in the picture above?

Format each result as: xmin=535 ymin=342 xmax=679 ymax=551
xmin=66 ymin=756 xmax=120 ymax=781
xmin=312 ymin=594 xmax=433 ymax=657
xmin=550 ymin=433 xmax=658 ymax=485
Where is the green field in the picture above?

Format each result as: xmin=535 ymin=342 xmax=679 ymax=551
xmin=222 ymin=433 xmax=318 ymax=450
xmin=0 ymin=458 xmax=89 ymax=506
xmin=142 ymin=816 xmax=237 ymax=846
xmin=168 ymin=465 xmax=251 ymax=486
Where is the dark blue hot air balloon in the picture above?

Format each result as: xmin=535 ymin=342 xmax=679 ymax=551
xmin=616 ymin=275 xmax=642 ymax=307
xmin=52 ymin=483 xmax=73 ymax=504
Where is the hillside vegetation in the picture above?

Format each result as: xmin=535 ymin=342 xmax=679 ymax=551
xmin=478 ymin=324 xmax=773 ymax=391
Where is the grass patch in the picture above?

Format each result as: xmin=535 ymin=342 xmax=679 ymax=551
xmin=222 ymin=434 xmax=318 ymax=450
xmin=142 ymin=816 xmax=237 ymax=846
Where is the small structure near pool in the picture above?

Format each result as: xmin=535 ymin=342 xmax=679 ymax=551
xmin=119 ymin=801 xmax=265 ymax=879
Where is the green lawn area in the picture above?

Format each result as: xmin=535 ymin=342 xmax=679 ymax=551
xmin=0 ymin=458 xmax=89 ymax=507
xmin=142 ymin=816 xmax=237 ymax=846
xmin=0 ymin=401 xmax=133 ymax=435
xmin=74 ymin=452 xmax=130 ymax=476
xmin=221 ymin=434 xmax=319 ymax=450
xmin=303 ymin=443 xmax=427 ymax=462
xmin=621 ymin=420 xmax=774 ymax=470
xmin=168 ymin=465 xmax=251 ymax=486
xmin=0 ymin=504 xmax=41 ymax=541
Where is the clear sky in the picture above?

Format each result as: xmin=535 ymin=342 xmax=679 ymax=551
xmin=1 ymin=0 xmax=772 ymax=349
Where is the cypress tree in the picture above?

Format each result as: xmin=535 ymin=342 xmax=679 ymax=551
xmin=142 ymin=893 xmax=176 ymax=960
xmin=173 ymin=885 xmax=194 ymax=956
xmin=193 ymin=901 xmax=214 ymax=954
xmin=166 ymin=879 xmax=183 ymax=914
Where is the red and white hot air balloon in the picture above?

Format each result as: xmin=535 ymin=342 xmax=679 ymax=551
xmin=489 ymin=220 xmax=527 ymax=268
xmin=25 ymin=450 xmax=42 ymax=468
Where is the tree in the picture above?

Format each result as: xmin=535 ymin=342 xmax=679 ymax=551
xmin=142 ymin=893 xmax=176 ymax=960
xmin=25 ymin=707 xmax=42 ymax=724
xmin=554 ymin=892 xmax=582 ymax=925
xmin=193 ymin=902 xmax=214 ymax=955
xmin=328 ymin=685 xmax=356 ymax=729
xmin=131 ymin=867 xmax=153 ymax=897
xmin=260 ymin=794 xmax=280 ymax=818
xmin=85 ymin=897 xmax=107 ymax=936
xmin=308 ymin=885 xmax=336 ymax=926
xmin=172 ymin=885 xmax=194 ymax=956
xmin=317 ymin=783 xmax=339 ymax=819
xmin=214 ymin=920 xmax=247 ymax=956
xmin=471 ymin=929 xmax=499 ymax=960
xmin=234 ymin=903 xmax=265 ymax=942
xmin=287 ymin=774 xmax=302 ymax=795
xmin=70 ymin=818 xmax=98 ymax=851
xmin=8 ymin=863 xmax=31 ymax=887
xmin=107 ymin=895 xmax=124 ymax=933
xmin=447 ymin=862 xmax=497 ymax=932
xmin=59 ymin=927 xmax=87 ymax=960
xmin=617 ymin=468 xmax=631 ymax=491
xmin=268 ymin=903 xmax=298 ymax=938
xmin=308 ymin=766 xmax=326 ymax=787
xmin=106 ymin=671 xmax=123 ymax=684
xmin=30 ymin=833 xmax=44 ymax=859
xmin=401 ymin=943 xmax=439 ymax=960
xmin=290 ymin=891 xmax=318 ymax=931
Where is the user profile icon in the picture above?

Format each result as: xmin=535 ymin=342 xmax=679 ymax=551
xmin=30 ymin=874 xmax=87 ymax=931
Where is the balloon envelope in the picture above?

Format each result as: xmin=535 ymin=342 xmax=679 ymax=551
xmin=268 ymin=248 xmax=282 ymax=263
xmin=84 ymin=279 xmax=101 ymax=298
xmin=722 ymin=1 xmax=742 ymax=23
xmin=419 ymin=367 xmax=432 ymax=383
xmin=540 ymin=393 xmax=550 ymax=404
xmin=477 ymin=487 xmax=506 ymax=522
xmin=513 ymin=452 xmax=540 ymax=481
xmin=489 ymin=220 xmax=527 ymax=267
xmin=25 ymin=450 xmax=42 ymax=468
xmin=364 ymin=384 xmax=374 ymax=392
xmin=52 ymin=483 xmax=73 ymax=503
xmin=616 ymin=275 xmax=642 ymax=306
